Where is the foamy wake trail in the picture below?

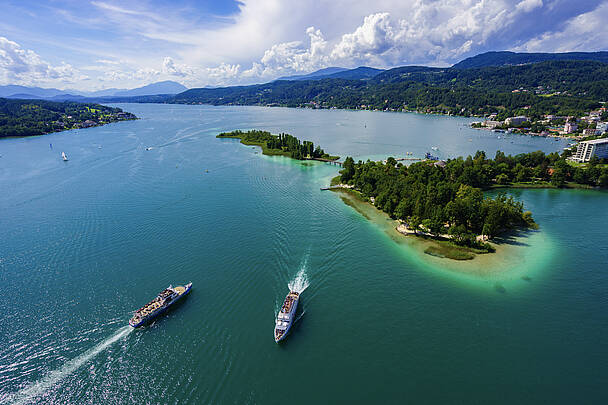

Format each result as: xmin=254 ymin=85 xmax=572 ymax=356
xmin=9 ymin=326 xmax=133 ymax=405
xmin=288 ymin=255 xmax=310 ymax=294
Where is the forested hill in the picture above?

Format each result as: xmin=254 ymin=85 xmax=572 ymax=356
xmin=171 ymin=60 xmax=608 ymax=118
xmin=0 ymin=98 xmax=136 ymax=137
xmin=453 ymin=51 xmax=608 ymax=69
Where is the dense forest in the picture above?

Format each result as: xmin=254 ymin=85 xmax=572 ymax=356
xmin=172 ymin=61 xmax=607 ymax=118
xmin=217 ymin=129 xmax=338 ymax=160
xmin=0 ymin=98 xmax=136 ymax=137
xmin=338 ymin=149 xmax=608 ymax=248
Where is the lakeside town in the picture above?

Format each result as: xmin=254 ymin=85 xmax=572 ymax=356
xmin=472 ymin=107 xmax=608 ymax=163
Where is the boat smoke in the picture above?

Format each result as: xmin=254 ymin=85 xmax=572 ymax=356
xmin=288 ymin=255 xmax=310 ymax=294
xmin=8 ymin=326 xmax=133 ymax=405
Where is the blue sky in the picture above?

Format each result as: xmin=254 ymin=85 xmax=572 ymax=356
xmin=1 ymin=0 xmax=607 ymax=90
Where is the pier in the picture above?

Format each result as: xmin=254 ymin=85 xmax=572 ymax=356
xmin=312 ymin=158 xmax=342 ymax=166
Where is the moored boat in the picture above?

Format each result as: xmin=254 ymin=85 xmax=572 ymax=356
xmin=274 ymin=291 xmax=299 ymax=342
xmin=129 ymin=282 xmax=192 ymax=328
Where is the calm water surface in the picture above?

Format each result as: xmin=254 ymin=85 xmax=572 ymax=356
xmin=0 ymin=105 xmax=606 ymax=404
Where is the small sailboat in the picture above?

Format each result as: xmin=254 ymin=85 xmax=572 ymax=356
xmin=61 ymin=152 xmax=68 ymax=161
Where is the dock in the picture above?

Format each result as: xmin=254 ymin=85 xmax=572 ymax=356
xmin=312 ymin=158 xmax=342 ymax=166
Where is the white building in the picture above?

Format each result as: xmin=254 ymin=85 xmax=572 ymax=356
xmin=564 ymin=122 xmax=578 ymax=134
xmin=571 ymin=138 xmax=608 ymax=162
xmin=484 ymin=120 xmax=502 ymax=129
xmin=505 ymin=116 xmax=528 ymax=126
xmin=582 ymin=128 xmax=599 ymax=136
xmin=597 ymin=122 xmax=608 ymax=134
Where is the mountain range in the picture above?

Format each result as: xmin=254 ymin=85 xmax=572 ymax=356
xmin=0 ymin=80 xmax=187 ymax=100
xmin=277 ymin=66 xmax=384 ymax=81
xmin=3 ymin=51 xmax=608 ymax=105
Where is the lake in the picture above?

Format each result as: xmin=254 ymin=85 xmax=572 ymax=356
xmin=1 ymin=104 xmax=606 ymax=404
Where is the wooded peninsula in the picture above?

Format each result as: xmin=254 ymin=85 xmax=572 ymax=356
xmin=217 ymin=129 xmax=338 ymax=161
xmin=335 ymin=149 xmax=605 ymax=258
xmin=0 ymin=98 xmax=137 ymax=138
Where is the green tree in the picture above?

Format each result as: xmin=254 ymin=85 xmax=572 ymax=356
xmin=340 ymin=157 xmax=355 ymax=183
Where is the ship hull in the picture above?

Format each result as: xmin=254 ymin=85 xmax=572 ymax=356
xmin=274 ymin=295 xmax=299 ymax=343
xmin=129 ymin=283 xmax=192 ymax=328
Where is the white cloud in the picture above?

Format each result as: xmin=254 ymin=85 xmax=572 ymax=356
xmin=331 ymin=13 xmax=395 ymax=61
xmin=0 ymin=36 xmax=83 ymax=85
xmin=516 ymin=0 xmax=544 ymax=13
xmin=516 ymin=1 xmax=608 ymax=52
xmin=2 ymin=0 xmax=606 ymax=89
xmin=237 ymin=1 xmax=556 ymax=81
xmin=162 ymin=57 xmax=194 ymax=77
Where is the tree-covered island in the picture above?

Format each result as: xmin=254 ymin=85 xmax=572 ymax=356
xmin=335 ymin=152 xmax=543 ymax=259
xmin=0 ymin=98 xmax=137 ymax=138
xmin=217 ymin=129 xmax=339 ymax=161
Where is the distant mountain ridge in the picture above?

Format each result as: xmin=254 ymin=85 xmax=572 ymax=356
xmin=277 ymin=67 xmax=349 ymax=81
xmin=277 ymin=66 xmax=384 ymax=81
xmin=112 ymin=81 xmax=187 ymax=96
xmin=453 ymin=51 xmax=608 ymax=69
xmin=0 ymin=80 xmax=187 ymax=100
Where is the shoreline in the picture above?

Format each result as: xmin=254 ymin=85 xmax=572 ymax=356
xmin=331 ymin=187 xmax=541 ymax=278
xmin=0 ymin=118 xmax=139 ymax=140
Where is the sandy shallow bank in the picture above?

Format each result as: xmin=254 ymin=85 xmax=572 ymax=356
xmin=333 ymin=188 xmax=543 ymax=279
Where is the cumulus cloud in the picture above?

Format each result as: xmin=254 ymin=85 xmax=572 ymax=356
xmin=2 ymin=0 xmax=606 ymax=89
xmin=240 ymin=1 xmax=558 ymax=81
xmin=331 ymin=13 xmax=395 ymax=61
xmin=162 ymin=57 xmax=194 ymax=77
xmin=0 ymin=36 xmax=83 ymax=85
xmin=206 ymin=63 xmax=240 ymax=81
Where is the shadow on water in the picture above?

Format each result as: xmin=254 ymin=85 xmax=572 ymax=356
xmin=492 ymin=228 xmax=539 ymax=247
xmin=494 ymin=283 xmax=507 ymax=293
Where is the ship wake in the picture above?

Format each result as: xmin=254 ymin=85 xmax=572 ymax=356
xmin=288 ymin=255 xmax=310 ymax=294
xmin=8 ymin=326 xmax=133 ymax=405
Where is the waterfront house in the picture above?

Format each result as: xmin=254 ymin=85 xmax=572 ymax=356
xmin=484 ymin=120 xmax=502 ymax=129
xmin=571 ymin=138 xmax=608 ymax=162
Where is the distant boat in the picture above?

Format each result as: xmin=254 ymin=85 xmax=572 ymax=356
xmin=431 ymin=146 xmax=439 ymax=151
xmin=274 ymin=291 xmax=300 ymax=342
xmin=61 ymin=152 xmax=68 ymax=161
xmin=145 ymin=147 xmax=153 ymax=151
xmin=50 ymin=143 xmax=53 ymax=149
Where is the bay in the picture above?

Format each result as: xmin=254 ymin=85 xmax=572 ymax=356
xmin=1 ymin=104 xmax=606 ymax=404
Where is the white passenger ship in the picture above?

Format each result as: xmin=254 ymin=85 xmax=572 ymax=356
xmin=274 ymin=291 xmax=299 ymax=342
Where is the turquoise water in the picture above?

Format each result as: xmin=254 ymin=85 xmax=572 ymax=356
xmin=1 ymin=104 xmax=606 ymax=404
